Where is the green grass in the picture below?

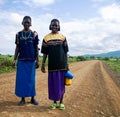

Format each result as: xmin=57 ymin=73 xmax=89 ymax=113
xmin=1 ymin=55 xmax=120 ymax=74
xmin=0 ymin=55 xmax=45 ymax=74
xmin=104 ymin=58 xmax=120 ymax=73
xmin=0 ymin=55 xmax=15 ymax=74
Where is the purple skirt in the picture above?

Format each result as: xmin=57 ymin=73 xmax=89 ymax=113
xmin=48 ymin=71 xmax=66 ymax=101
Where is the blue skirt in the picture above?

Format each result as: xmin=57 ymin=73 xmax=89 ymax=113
xmin=48 ymin=71 xmax=66 ymax=101
xmin=15 ymin=60 xmax=36 ymax=97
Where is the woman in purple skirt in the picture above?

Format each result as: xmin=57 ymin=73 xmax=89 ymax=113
xmin=41 ymin=19 xmax=69 ymax=110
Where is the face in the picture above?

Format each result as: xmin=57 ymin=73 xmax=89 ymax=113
xmin=51 ymin=21 xmax=59 ymax=33
xmin=22 ymin=18 xmax=31 ymax=31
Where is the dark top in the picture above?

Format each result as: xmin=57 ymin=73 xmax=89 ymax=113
xmin=15 ymin=30 xmax=39 ymax=61
xmin=41 ymin=33 xmax=69 ymax=71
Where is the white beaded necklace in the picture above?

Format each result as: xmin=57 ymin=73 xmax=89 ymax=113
xmin=22 ymin=31 xmax=31 ymax=40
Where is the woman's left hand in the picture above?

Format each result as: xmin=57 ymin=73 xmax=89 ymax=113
xmin=35 ymin=61 xmax=39 ymax=69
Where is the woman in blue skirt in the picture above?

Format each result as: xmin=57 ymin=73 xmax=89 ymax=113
xmin=41 ymin=19 xmax=69 ymax=110
xmin=13 ymin=16 xmax=39 ymax=106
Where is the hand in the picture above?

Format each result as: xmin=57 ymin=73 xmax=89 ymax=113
xmin=12 ymin=60 xmax=16 ymax=68
xmin=66 ymin=65 xmax=69 ymax=70
xmin=41 ymin=64 xmax=46 ymax=73
xmin=35 ymin=62 xmax=39 ymax=69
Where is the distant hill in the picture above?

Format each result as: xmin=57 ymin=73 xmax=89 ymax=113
xmin=84 ymin=50 xmax=120 ymax=58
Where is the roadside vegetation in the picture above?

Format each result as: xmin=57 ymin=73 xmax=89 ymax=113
xmin=102 ymin=57 xmax=120 ymax=73
xmin=0 ymin=55 xmax=14 ymax=74
xmin=0 ymin=54 xmax=120 ymax=74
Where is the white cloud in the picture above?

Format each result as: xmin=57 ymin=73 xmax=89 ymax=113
xmin=9 ymin=13 xmax=23 ymax=24
xmin=0 ymin=11 xmax=55 ymax=55
xmin=1 ymin=1 xmax=120 ymax=56
xmin=14 ymin=0 xmax=55 ymax=7
xmin=92 ymin=0 xmax=109 ymax=2
xmin=60 ymin=3 xmax=120 ymax=56
xmin=31 ymin=0 xmax=55 ymax=5
xmin=99 ymin=3 xmax=120 ymax=21
xmin=0 ymin=12 xmax=23 ymax=55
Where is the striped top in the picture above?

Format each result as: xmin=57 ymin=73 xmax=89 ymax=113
xmin=41 ymin=33 xmax=69 ymax=71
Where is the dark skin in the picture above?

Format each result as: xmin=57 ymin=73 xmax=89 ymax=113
xmin=13 ymin=17 xmax=39 ymax=105
xmin=41 ymin=20 xmax=64 ymax=104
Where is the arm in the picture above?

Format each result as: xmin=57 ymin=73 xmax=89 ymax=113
xmin=13 ymin=45 xmax=19 ymax=67
xmin=41 ymin=54 xmax=47 ymax=73
xmin=35 ymin=46 xmax=40 ymax=68
xmin=33 ymin=31 xmax=40 ymax=68
xmin=66 ymin=53 xmax=69 ymax=70
xmin=63 ymin=37 xmax=69 ymax=70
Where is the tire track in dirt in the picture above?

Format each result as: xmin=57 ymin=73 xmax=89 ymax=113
xmin=99 ymin=62 xmax=120 ymax=116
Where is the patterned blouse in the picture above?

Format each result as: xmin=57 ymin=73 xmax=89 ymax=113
xmin=15 ymin=30 xmax=39 ymax=61
xmin=41 ymin=33 xmax=69 ymax=71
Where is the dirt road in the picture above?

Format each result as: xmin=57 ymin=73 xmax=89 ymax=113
xmin=0 ymin=60 xmax=120 ymax=117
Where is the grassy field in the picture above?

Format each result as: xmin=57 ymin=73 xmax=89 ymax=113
xmin=0 ymin=55 xmax=78 ymax=74
xmin=104 ymin=58 xmax=120 ymax=73
xmin=0 ymin=55 xmax=14 ymax=74
xmin=0 ymin=55 xmax=120 ymax=74
xmin=0 ymin=55 xmax=44 ymax=74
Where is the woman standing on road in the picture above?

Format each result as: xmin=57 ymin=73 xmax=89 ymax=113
xmin=41 ymin=19 xmax=69 ymax=110
xmin=13 ymin=16 xmax=39 ymax=106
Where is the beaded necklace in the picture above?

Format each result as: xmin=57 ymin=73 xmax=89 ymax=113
xmin=22 ymin=31 xmax=31 ymax=40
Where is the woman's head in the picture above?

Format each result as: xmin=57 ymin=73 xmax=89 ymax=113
xmin=49 ymin=19 xmax=60 ymax=33
xmin=22 ymin=16 xmax=32 ymax=30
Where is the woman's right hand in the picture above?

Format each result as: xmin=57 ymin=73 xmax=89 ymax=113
xmin=41 ymin=64 xmax=46 ymax=73
xmin=12 ymin=60 xmax=16 ymax=68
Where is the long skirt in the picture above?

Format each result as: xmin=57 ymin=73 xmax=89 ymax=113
xmin=48 ymin=71 xmax=66 ymax=101
xmin=15 ymin=60 xmax=36 ymax=97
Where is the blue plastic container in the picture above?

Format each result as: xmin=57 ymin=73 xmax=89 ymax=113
xmin=65 ymin=71 xmax=74 ymax=79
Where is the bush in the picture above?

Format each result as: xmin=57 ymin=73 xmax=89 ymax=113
xmin=0 ymin=55 xmax=14 ymax=74
xmin=76 ymin=56 xmax=86 ymax=61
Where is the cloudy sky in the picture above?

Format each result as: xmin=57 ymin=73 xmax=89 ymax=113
xmin=0 ymin=0 xmax=120 ymax=56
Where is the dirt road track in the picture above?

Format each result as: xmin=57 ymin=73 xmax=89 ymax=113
xmin=0 ymin=60 xmax=120 ymax=117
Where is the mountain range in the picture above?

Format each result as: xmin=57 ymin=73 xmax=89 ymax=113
xmin=84 ymin=50 xmax=120 ymax=58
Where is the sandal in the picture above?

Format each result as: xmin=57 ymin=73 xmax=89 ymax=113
xmin=59 ymin=103 xmax=65 ymax=110
xmin=18 ymin=100 xmax=25 ymax=106
xmin=31 ymin=100 xmax=39 ymax=105
xmin=50 ymin=103 xmax=57 ymax=109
